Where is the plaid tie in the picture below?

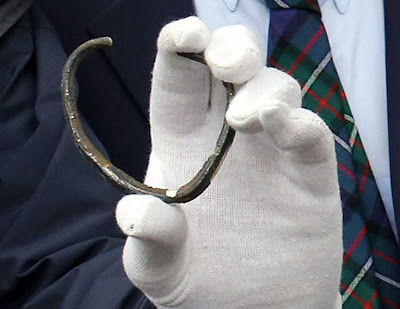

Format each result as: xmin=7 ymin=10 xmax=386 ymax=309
xmin=265 ymin=1 xmax=400 ymax=307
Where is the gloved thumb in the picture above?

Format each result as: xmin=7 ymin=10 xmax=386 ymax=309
xmin=116 ymin=195 xmax=188 ymax=293
xmin=116 ymin=195 xmax=188 ymax=247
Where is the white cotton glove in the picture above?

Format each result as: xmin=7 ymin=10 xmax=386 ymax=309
xmin=116 ymin=17 xmax=343 ymax=309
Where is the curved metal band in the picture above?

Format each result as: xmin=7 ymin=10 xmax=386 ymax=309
xmin=61 ymin=37 xmax=236 ymax=204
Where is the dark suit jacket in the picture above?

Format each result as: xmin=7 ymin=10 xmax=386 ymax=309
xmin=0 ymin=1 xmax=195 ymax=308
xmin=0 ymin=5 xmax=157 ymax=309
xmin=385 ymin=1 xmax=400 ymax=237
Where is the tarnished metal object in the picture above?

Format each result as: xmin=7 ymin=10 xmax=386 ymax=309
xmin=61 ymin=37 xmax=236 ymax=204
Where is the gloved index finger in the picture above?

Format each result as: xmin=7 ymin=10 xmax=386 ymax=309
xmin=150 ymin=16 xmax=212 ymax=132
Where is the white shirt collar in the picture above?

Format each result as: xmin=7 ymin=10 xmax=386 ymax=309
xmin=222 ymin=0 xmax=350 ymax=14
xmin=222 ymin=0 xmax=240 ymax=11
xmin=332 ymin=0 xmax=350 ymax=14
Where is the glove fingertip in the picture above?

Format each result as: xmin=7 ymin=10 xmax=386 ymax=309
xmin=157 ymin=16 xmax=210 ymax=53
xmin=116 ymin=195 xmax=188 ymax=246
xmin=116 ymin=195 xmax=149 ymax=236
xmin=205 ymin=25 xmax=265 ymax=84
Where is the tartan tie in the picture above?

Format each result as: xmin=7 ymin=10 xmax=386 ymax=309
xmin=264 ymin=1 xmax=400 ymax=307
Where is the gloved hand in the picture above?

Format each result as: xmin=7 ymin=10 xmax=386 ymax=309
xmin=116 ymin=17 xmax=343 ymax=309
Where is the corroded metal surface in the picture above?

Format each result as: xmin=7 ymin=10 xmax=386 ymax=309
xmin=61 ymin=37 xmax=236 ymax=204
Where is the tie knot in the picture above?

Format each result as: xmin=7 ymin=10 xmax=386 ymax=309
xmin=265 ymin=0 xmax=321 ymax=14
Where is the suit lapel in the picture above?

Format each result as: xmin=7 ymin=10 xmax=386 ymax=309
xmin=384 ymin=0 xmax=400 ymax=237
xmin=88 ymin=0 xmax=195 ymax=117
